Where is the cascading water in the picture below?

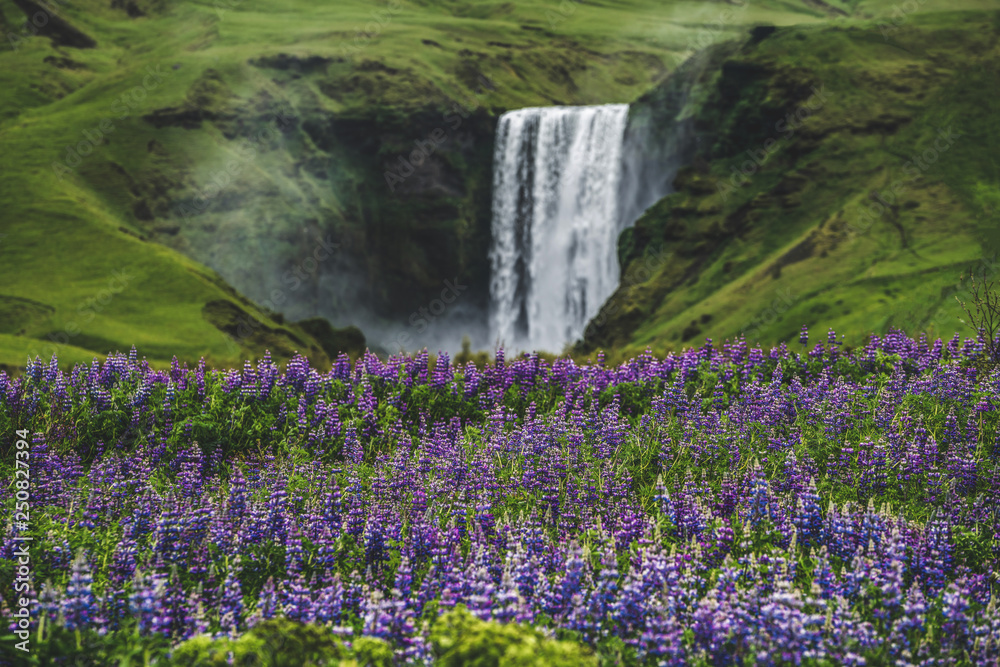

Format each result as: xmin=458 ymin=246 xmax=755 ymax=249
xmin=489 ymin=104 xmax=630 ymax=353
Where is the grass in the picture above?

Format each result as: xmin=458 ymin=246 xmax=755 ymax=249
xmin=0 ymin=0 xmax=995 ymax=368
xmin=578 ymin=10 xmax=1000 ymax=361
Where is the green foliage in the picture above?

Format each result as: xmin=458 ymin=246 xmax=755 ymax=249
xmin=455 ymin=336 xmax=492 ymax=369
xmin=15 ymin=615 xmax=599 ymax=667
xmin=16 ymin=622 xmax=174 ymax=667
xmin=297 ymin=319 xmax=367 ymax=362
xmin=430 ymin=605 xmax=598 ymax=667
xmin=579 ymin=12 xmax=1000 ymax=361
xmin=348 ymin=637 xmax=395 ymax=667
xmin=170 ymin=619 xmax=353 ymax=666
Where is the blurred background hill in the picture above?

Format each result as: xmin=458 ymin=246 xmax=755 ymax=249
xmin=0 ymin=0 xmax=997 ymax=369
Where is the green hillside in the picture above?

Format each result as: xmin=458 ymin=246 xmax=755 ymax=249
xmin=579 ymin=10 xmax=1000 ymax=360
xmin=0 ymin=0 xmax=996 ymax=368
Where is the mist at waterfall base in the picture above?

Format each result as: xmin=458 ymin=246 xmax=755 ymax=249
xmin=310 ymin=271 xmax=489 ymax=360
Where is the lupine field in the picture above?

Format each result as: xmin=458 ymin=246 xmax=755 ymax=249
xmin=3 ymin=328 xmax=1000 ymax=665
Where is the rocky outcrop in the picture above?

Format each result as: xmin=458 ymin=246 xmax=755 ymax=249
xmin=11 ymin=0 xmax=96 ymax=48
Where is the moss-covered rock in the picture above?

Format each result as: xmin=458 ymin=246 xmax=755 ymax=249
xmin=296 ymin=317 xmax=366 ymax=360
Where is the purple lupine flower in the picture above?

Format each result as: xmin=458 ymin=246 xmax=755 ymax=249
xmin=181 ymin=586 xmax=209 ymax=640
xmin=129 ymin=571 xmax=165 ymax=636
xmin=640 ymin=609 xmax=685 ymax=666
xmin=38 ymin=581 xmax=60 ymax=631
xmin=917 ymin=510 xmax=953 ymax=594
xmin=793 ymin=478 xmax=825 ymax=548
xmin=890 ymin=581 xmax=928 ymax=653
xmin=110 ymin=531 xmax=138 ymax=586
xmin=218 ymin=558 xmax=244 ymax=638
xmin=746 ymin=467 xmax=773 ymax=529
xmin=248 ymin=577 xmax=279 ymax=628
xmin=281 ymin=570 xmax=314 ymax=624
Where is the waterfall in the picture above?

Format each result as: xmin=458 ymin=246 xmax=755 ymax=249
xmin=489 ymin=104 xmax=630 ymax=353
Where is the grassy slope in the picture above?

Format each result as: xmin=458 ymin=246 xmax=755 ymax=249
xmin=1 ymin=0 xmax=992 ymax=367
xmin=0 ymin=0 xmax=850 ymax=368
xmin=578 ymin=10 xmax=1000 ymax=360
xmin=0 ymin=0 xmax=342 ymax=370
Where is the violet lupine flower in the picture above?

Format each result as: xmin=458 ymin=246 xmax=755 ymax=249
xmin=793 ymin=478 xmax=825 ymax=548
xmin=611 ymin=554 xmax=649 ymax=641
xmin=11 ymin=335 xmax=1000 ymax=661
xmin=176 ymin=441 xmax=204 ymax=499
xmin=463 ymin=561 xmax=497 ymax=621
xmin=890 ymin=581 xmax=928 ymax=654
xmin=282 ymin=570 xmax=315 ymax=624
xmin=917 ymin=510 xmax=954 ymax=595
xmin=153 ymin=496 xmax=186 ymax=566
xmin=363 ymin=508 xmax=393 ymax=572
xmin=110 ymin=529 xmax=139 ymax=587
xmin=180 ymin=587 xmax=209 ymax=640
xmin=826 ymin=502 xmax=858 ymax=561
xmin=940 ymin=581 xmax=973 ymax=650
xmin=102 ymin=587 xmax=128 ymax=633
xmin=746 ymin=468 xmax=773 ymax=529
xmin=493 ymin=565 xmax=526 ymax=624
xmin=37 ymin=581 xmax=59 ymax=631
xmin=129 ymin=571 xmax=164 ymax=636
xmin=285 ymin=523 xmax=306 ymax=574
xmin=248 ymin=577 xmax=279 ymax=628
xmin=217 ymin=560 xmax=244 ymax=639
xmin=546 ymin=547 xmax=590 ymax=623
xmin=640 ymin=609 xmax=686 ymax=666
xmin=947 ymin=428 xmax=978 ymax=495
xmin=314 ymin=574 xmax=345 ymax=627
xmin=265 ymin=479 xmax=289 ymax=547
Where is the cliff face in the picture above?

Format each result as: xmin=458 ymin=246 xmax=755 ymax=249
xmin=130 ymin=69 xmax=500 ymax=354
xmin=578 ymin=14 xmax=1000 ymax=359
xmin=3 ymin=0 xmax=707 ymax=367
